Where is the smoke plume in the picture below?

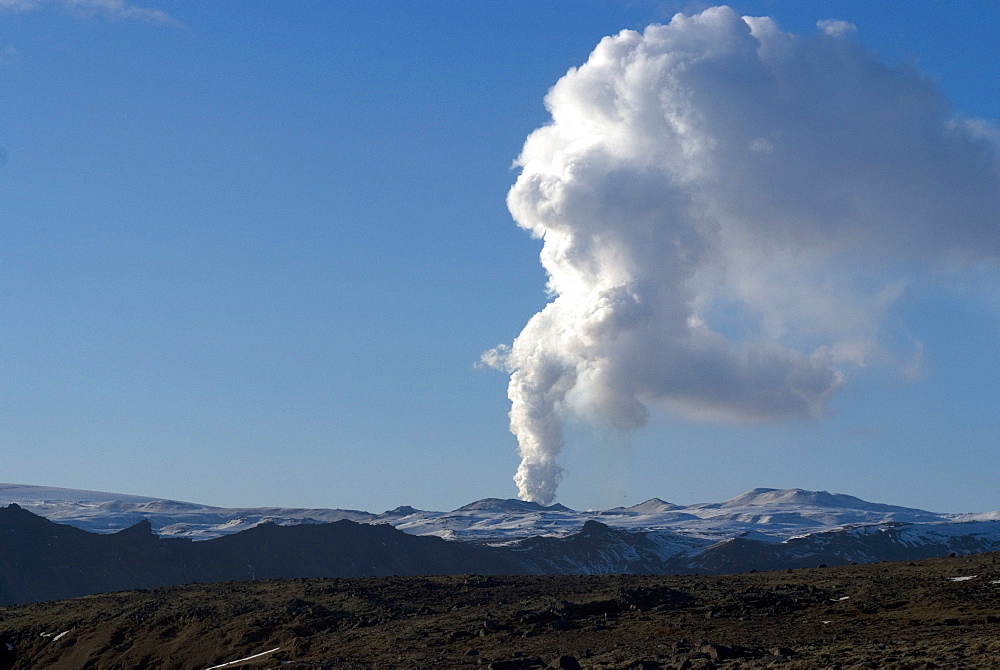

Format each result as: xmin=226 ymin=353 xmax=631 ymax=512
xmin=485 ymin=6 xmax=1000 ymax=504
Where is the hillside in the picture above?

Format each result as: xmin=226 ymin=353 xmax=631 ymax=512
xmin=0 ymin=504 xmax=516 ymax=606
xmin=0 ymin=552 xmax=997 ymax=668
xmin=2 ymin=502 xmax=1000 ymax=607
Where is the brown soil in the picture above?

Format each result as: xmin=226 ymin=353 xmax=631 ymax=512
xmin=1 ymin=552 xmax=998 ymax=669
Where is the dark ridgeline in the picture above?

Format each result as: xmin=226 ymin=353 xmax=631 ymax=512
xmin=0 ymin=504 xmax=515 ymax=606
xmin=1 ymin=503 xmax=999 ymax=606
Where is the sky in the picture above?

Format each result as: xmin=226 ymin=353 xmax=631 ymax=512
xmin=0 ymin=1 xmax=997 ymax=514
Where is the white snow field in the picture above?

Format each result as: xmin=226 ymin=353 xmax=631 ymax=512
xmin=1 ymin=483 xmax=997 ymax=546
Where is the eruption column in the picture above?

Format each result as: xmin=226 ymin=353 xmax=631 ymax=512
xmin=485 ymin=7 xmax=1000 ymax=503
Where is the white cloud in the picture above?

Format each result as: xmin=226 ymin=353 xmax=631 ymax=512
xmin=489 ymin=6 xmax=1000 ymax=504
xmin=0 ymin=0 xmax=38 ymax=10
xmin=0 ymin=0 xmax=180 ymax=26
xmin=816 ymin=19 xmax=856 ymax=37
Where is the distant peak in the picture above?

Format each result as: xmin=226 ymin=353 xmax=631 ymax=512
xmin=454 ymin=498 xmax=572 ymax=513
xmin=722 ymin=488 xmax=882 ymax=509
xmin=618 ymin=498 xmax=681 ymax=513
xmin=381 ymin=505 xmax=421 ymax=516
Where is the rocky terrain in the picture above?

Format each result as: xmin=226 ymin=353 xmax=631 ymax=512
xmin=0 ymin=551 xmax=998 ymax=669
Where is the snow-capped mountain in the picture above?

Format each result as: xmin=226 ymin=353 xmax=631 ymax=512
xmin=0 ymin=483 xmax=992 ymax=546
xmin=1 ymin=483 xmax=999 ymax=597
xmin=0 ymin=483 xmax=375 ymax=538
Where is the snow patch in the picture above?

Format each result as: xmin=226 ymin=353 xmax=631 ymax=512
xmin=40 ymin=630 xmax=71 ymax=641
xmin=205 ymin=647 xmax=280 ymax=670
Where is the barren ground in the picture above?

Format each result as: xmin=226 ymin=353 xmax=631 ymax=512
xmin=1 ymin=552 xmax=998 ymax=669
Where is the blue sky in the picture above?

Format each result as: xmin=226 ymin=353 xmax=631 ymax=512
xmin=1 ymin=1 xmax=997 ymax=513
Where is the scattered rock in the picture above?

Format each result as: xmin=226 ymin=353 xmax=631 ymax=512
xmin=769 ymin=646 xmax=796 ymax=657
xmin=700 ymin=643 xmax=734 ymax=660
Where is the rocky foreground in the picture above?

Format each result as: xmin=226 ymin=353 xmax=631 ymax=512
xmin=0 ymin=551 xmax=998 ymax=669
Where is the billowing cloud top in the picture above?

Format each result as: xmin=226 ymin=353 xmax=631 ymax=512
xmin=486 ymin=7 xmax=1000 ymax=504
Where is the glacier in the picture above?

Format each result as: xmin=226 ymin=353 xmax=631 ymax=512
xmin=1 ymin=482 xmax=994 ymax=546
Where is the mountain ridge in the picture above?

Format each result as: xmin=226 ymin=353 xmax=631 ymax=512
xmin=0 ymin=482 xmax=990 ymax=544
xmin=2 ymin=502 xmax=999 ymax=608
